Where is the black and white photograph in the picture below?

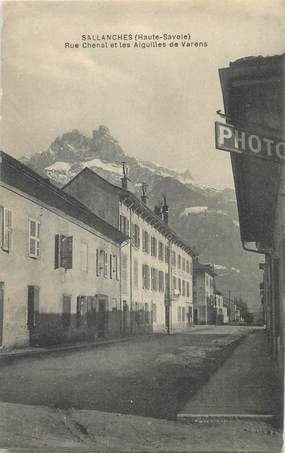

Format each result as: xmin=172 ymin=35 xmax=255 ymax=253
xmin=0 ymin=1 xmax=284 ymax=451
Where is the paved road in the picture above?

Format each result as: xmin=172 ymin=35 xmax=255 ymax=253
xmin=0 ymin=326 xmax=249 ymax=420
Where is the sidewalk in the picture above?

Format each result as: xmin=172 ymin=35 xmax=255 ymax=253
xmin=177 ymin=330 xmax=283 ymax=424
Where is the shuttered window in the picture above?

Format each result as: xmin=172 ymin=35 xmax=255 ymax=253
xmin=158 ymin=242 xmax=164 ymax=261
xmin=151 ymin=237 xmax=157 ymax=257
xmin=54 ymin=234 xmax=73 ymax=269
xmin=158 ymin=271 xmax=164 ymax=292
xmin=28 ymin=218 xmax=40 ymax=258
xmin=113 ymin=254 xmax=119 ymax=280
xmin=151 ymin=267 xmax=157 ymax=291
xmin=132 ymin=224 xmax=140 ymax=248
xmin=186 ymin=281 xmax=190 ymax=297
xmin=142 ymin=264 xmax=150 ymax=290
xmin=0 ymin=207 xmax=13 ymax=252
xmin=120 ymin=215 xmax=129 ymax=235
xmin=104 ymin=251 xmax=108 ymax=278
xmin=142 ymin=230 xmax=150 ymax=253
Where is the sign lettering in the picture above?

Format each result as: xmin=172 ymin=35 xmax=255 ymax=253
xmin=215 ymin=122 xmax=285 ymax=163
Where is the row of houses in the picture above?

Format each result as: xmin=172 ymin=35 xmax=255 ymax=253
xmin=0 ymin=151 xmax=231 ymax=350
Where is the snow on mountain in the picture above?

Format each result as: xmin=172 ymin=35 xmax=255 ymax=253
xmin=139 ymin=161 xmax=193 ymax=185
xmin=46 ymin=161 xmax=71 ymax=172
xmin=82 ymin=158 xmax=122 ymax=175
xmin=181 ymin=207 xmax=228 ymax=216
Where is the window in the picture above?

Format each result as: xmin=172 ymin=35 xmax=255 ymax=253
xmin=158 ymin=271 xmax=164 ymax=292
xmin=165 ymin=245 xmax=169 ymax=263
xmin=142 ymin=230 xmax=150 ymax=253
xmin=55 ymin=234 xmax=73 ymax=269
xmin=76 ymin=296 xmax=87 ymax=328
xmin=186 ymin=281 xmax=190 ymax=297
xmin=172 ymin=251 xmax=176 ymax=267
xmin=80 ymin=242 xmax=88 ymax=272
xmin=133 ymin=258 xmax=139 ymax=289
xmin=173 ymin=276 xmax=177 ymax=290
xmin=96 ymin=249 xmax=108 ymax=278
xmin=132 ymin=224 xmax=140 ymax=248
xmin=158 ymin=242 xmax=164 ymax=261
xmin=182 ymin=258 xmax=186 ymax=272
xmin=151 ymin=267 xmax=157 ymax=291
xmin=0 ymin=207 xmax=12 ymax=252
xmin=178 ymin=254 xmax=181 ymax=269
xmin=62 ymin=295 xmax=71 ymax=328
xmin=151 ymin=237 xmax=157 ymax=257
xmin=182 ymin=307 xmax=186 ymax=322
xmin=29 ymin=218 xmax=40 ymax=258
xmin=142 ymin=264 xmax=150 ymax=290
xmin=182 ymin=280 xmax=186 ymax=297
xmin=120 ymin=215 xmax=129 ymax=235
xmin=186 ymin=260 xmax=190 ymax=273
xmin=178 ymin=278 xmax=181 ymax=294
xmin=165 ymin=273 xmax=169 ymax=292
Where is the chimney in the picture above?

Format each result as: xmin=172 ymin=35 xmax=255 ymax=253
xmin=121 ymin=162 xmax=129 ymax=190
xmin=141 ymin=182 xmax=148 ymax=205
xmin=162 ymin=194 xmax=168 ymax=224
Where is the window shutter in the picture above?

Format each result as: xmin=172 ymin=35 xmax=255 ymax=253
xmin=34 ymin=286 xmax=40 ymax=327
xmin=0 ymin=207 xmax=3 ymax=249
xmin=2 ymin=208 xmax=12 ymax=252
xmin=54 ymin=234 xmax=60 ymax=269
xmin=104 ymin=251 xmax=108 ymax=278
xmin=109 ymin=254 xmax=113 ymax=279
xmin=96 ymin=249 xmax=100 ymax=276
xmin=66 ymin=236 xmax=73 ymax=269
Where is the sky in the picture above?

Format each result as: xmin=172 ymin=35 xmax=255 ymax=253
xmin=0 ymin=0 xmax=284 ymax=189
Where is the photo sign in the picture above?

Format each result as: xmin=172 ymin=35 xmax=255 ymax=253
xmin=215 ymin=122 xmax=285 ymax=163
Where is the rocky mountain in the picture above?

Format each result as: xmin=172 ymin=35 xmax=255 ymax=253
xmin=21 ymin=125 xmax=262 ymax=311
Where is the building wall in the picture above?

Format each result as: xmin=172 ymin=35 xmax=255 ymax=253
xmin=272 ymin=163 xmax=285 ymax=365
xmin=193 ymin=271 xmax=214 ymax=324
xmin=119 ymin=202 xmax=193 ymax=333
xmin=0 ymin=184 xmax=122 ymax=349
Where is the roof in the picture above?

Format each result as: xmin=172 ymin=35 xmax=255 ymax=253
xmin=193 ymin=261 xmax=217 ymax=277
xmin=64 ymin=167 xmax=197 ymax=257
xmin=0 ymin=151 xmax=127 ymax=244
xmin=218 ymin=54 xmax=284 ymax=248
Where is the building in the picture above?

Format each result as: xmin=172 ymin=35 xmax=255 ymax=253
xmin=217 ymin=55 xmax=284 ymax=373
xmin=193 ymin=261 xmax=216 ymax=324
xmin=0 ymin=151 xmax=127 ymax=349
xmin=215 ymin=290 xmax=229 ymax=324
xmin=64 ymin=167 xmax=196 ymax=333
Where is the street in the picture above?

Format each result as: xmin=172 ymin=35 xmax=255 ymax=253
xmin=0 ymin=326 xmax=282 ymax=452
xmin=0 ymin=326 xmax=248 ymax=420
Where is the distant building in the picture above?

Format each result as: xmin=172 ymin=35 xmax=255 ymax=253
xmin=0 ymin=151 xmax=126 ymax=349
xmin=64 ymin=166 xmax=196 ymax=333
xmin=215 ymin=290 xmax=229 ymax=324
xmin=218 ymin=54 xmax=284 ymax=372
xmin=193 ymin=261 xmax=216 ymax=324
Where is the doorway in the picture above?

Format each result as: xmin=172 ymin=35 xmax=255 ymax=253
xmin=97 ymin=299 xmax=106 ymax=337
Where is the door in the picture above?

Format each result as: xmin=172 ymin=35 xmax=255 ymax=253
xmin=97 ymin=299 xmax=106 ymax=337
xmin=0 ymin=283 xmax=4 ymax=346
xmin=194 ymin=309 xmax=198 ymax=324
xmin=27 ymin=286 xmax=40 ymax=345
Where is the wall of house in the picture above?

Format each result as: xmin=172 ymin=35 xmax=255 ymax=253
xmin=0 ymin=184 xmax=122 ymax=349
xmin=119 ymin=202 xmax=193 ymax=333
xmin=273 ymin=163 xmax=285 ymax=366
xmin=64 ymin=170 xmax=120 ymax=228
